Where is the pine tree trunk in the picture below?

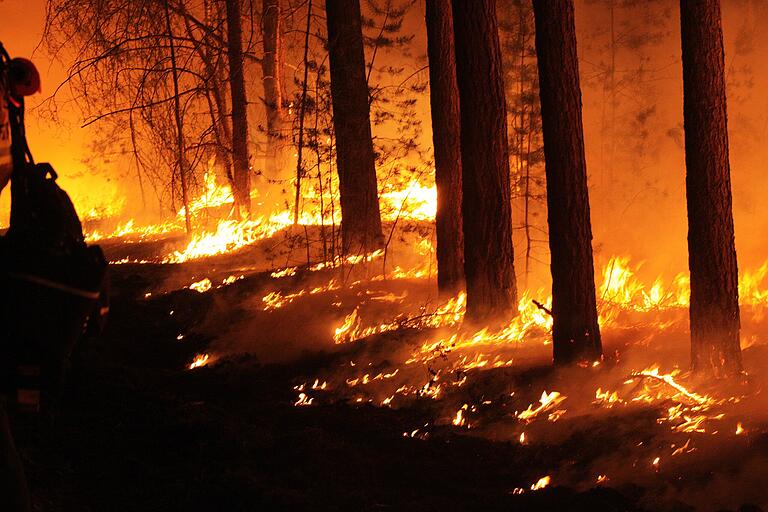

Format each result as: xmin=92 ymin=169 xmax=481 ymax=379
xmin=680 ymin=0 xmax=741 ymax=376
xmin=261 ymin=0 xmax=285 ymax=177
xmin=165 ymin=0 xmax=192 ymax=234
xmin=226 ymin=0 xmax=251 ymax=216
xmin=187 ymin=1 xmax=236 ymax=194
xmin=425 ymin=0 xmax=464 ymax=297
xmin=293 ymin=0 xmax=312 ymax=225
xmin=325 ymin=0 xmax=384 ymax=254
xmin=208 ymin=65 xmax=235 ymax=190
xmin=451 ymin=0 xmax=517 ymax=323
xmin=208 ymin=85 xmax=235 ymax=189
xmin=533 ymin=0 xmax=602 ymax=364
xmin=202 ymin=76 xmax=235 ymax=191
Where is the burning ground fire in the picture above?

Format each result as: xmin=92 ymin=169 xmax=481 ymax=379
xmin=89 ymin=171 xmax=768 ymax=503
xmin=203 ymin=252 xmax=764 ymax=499
xmin=85 ymin=172 xmax=437 ymax=264
xmin=88 ymin=193 xmax=768 ymax=511
xmin=167 ymin=245 xmax=767 ymax=424
xmin=179 ymin=244 xmax=768 ymax=404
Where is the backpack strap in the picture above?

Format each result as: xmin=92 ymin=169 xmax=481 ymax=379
xmin=8 ymin=97 xmax=33 ymax=171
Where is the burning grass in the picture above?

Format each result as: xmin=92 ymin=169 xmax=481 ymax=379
xmin=84 ymin=172 xmax=438 ymax=265
xmin=78 ymin=209 xmax=768 ymax=510
xmin=208 ymin=253 xmax=768 ymax=509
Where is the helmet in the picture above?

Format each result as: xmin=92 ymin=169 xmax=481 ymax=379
xmin=8 ymin=58 xmax=41 ymax=97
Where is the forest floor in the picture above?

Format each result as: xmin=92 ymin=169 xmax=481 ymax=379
xmin=11 ymin=231 xmax=768 ymax=512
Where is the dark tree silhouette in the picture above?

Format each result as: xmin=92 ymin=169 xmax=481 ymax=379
xmin=325 ymin=0 xmax=384 ymax=254
xmin=680 ymin=0 xmax=741 ymax=375
xmin=261 ymin=0 xmax=285 ymax=177
xmin=533 ymin=0 xmax=601 ymax=364
xmin=451 ymin=0 xmax=517 ymax=323
xmin=425 ymin=0 xmax=464 ymax=296
xmin=533 ymin=0 xmax=602 ymax=365
xmin=165 ymin=0 xmax=192 ymax=233
xmin=226 ymin=0 xmax=251 ymax=216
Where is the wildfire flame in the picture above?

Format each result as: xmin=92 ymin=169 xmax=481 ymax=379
xmin=530 ymin=476 xmax=551 ymax=491
xmin=189 ymin=278 xmax=212 ymax=293
xmin=517 ymin=391 xmax=566 ymax=422
xmin=84 ymin=174 xmax=438 ymax=264
xmin=86 ymin=167 xmax=768 ymax=478
xmin=189 ymin=353 xmax=210 ymax=370
xmin=452 ymin=404 xmax=468 ymax=426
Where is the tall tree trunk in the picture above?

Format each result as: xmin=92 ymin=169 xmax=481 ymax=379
xmin=451 ymin=0 xmax=517 ymax=323
xmin=184 ymin=9 xmax=235 ymax=193
xmin=206 ymin=84 xmax=235 ymax=189
xmin=262 ymin=0 xmax=285 ymax=177
xmin=198 ymin=0 xmax=235 ymax=192
xmin=226 ymin=0 xmax=251 ymax=217
xmin=425 ymin=0 xmax=464 ymax=297
xmin=128 ymin=110 xmax=147 ymax=210
xmin=680 ymin=0 xmax=741 ymax=376
xmin=294 ymin=0 xmax=312 ymax=225
xmin=533 ymin=0 xmax=602 ymax=364
xmin=164 ymin=0 xmax=192 ymax=234
xmin=325 ymin=0 xmax=384 ymax=254
xmin=211 ymin=75 xmax=235 ymax=190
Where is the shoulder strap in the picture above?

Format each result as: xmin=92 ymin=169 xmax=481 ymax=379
xmin=8 ymin=98 xmax=34 ymax=171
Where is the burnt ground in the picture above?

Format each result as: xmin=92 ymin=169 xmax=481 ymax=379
xmin=10 ymin=247 xmax=768 ymax=512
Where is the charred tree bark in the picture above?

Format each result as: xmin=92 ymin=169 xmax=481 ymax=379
xmin=425 ymin=0 xmax=464 ymax=297
xmin=533 ymin=0 xmax=602 ymax=364
xmin=262 ymin=0 xmax=285 ymax=177
xmin=680 ymin=0 xmax=741 ymax=376
xmin=451 ymin=0 xmax=517 ymax=323
xmin=226 ymin=0 xmax=251 ymax=216
xmin=325 ymin=0 xmax=384 ymax=254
